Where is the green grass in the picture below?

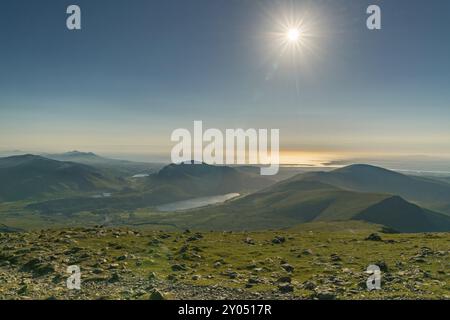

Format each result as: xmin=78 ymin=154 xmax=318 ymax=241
xmin=1 ymin=221 xmax=448 ymax=300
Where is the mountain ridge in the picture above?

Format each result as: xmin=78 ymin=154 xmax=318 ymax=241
xmin=293 ymin=164 xmax=450 ymax=214
xmin=148 ymin=166 xmax=450 ymax=232
xmin=0 ymin=154 xmax=121 ymax=201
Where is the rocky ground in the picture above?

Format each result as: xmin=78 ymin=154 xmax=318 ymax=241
xmin=0 ymin=222 xmax=448 ymax=300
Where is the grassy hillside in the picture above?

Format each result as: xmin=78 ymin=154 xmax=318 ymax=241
xmin=355 ymin=196 xmax=450 ymax=233
xmin=295 ymin=164 xmax=450 ymax=214
xmin=23 ymin=162 xmax=275 ymax=216
xmin=2 ymin=159 xmax=450 ymax=234
xmin=0 ymin=222 xmax=448 ymax=300
xmin=0 ymin=155 xmax=123 ymax=201
xmin=126 ymin=177 xmax=450 ymax=233
xmin=145 ymin=162 xmax=274 ymax=195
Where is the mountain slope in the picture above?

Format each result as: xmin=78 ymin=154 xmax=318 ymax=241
xmin=0 ymin=155 xmax=122 ymax=201
xmin=144 ymin=162 xmax=274 ymax=197
xmin=25 ymin=162 xmax=276 ymax=215
xmin=355 ymin=196 xmax=450 ymax=233
xmin=149 ymin=175 xmax=450 ymax=232
xmin=294 ymin=164 xmax=450 ymax=214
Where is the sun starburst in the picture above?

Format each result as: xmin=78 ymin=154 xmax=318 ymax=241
xmin=271 ymin=17 xmax=315 ymax=57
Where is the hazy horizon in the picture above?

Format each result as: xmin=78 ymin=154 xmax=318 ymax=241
xmin=1 ymin=147 xmax=450 ymax=173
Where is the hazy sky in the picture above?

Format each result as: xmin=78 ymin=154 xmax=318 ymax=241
xmin=0 ymin=0 xmax=449 ymax=164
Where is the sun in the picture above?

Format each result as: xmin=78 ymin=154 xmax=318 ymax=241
xmin=265 ymin=5 xmax=324 ymax=60
xmin=268 ymin=19 xmax=314 ymax=57
xmin=287 ymin=28 xmax=301 ymax=42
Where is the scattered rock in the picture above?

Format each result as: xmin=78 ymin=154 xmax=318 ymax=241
xmin=171 ymin=264 xmax=187 ymax=271
xmin=365 ymin=233 xmax=382 ymax=241
xmin=330 ymin=254 xmax=341 ymax=262
xmin=281 ymin=263 xmax=294 ymax=273
xmin=244 ymin=237 xmax=255 ymax=245
xmin=92 ymin=268 xmax=103 ymax=274
xmin=313 ymin=290 xmax=336 ymax=300
xmin=278 ymin=284 xmax=294 ymax=293
xmin=374 ymin=261 xmax=389 ymax=272
xmin=18 ymin=285 xmax=28 ymax=295
xmin=149 ymin=289 xmax=165 ymax=300
xmin=302 ymin=281 xmax=316 ymax=290
xmin=167 ymin=274 xmax=177 ymax=281
xmin=109 ymin=272 xmax=120 ymax=283
xmin=247 ymin=277 xmax=261 ymax=284
xmin=277 ymin=276 xmax=291 ymax=283
xmin=148 ymin=238 xmax=161 ymax=246
xmin=21 ymin=258 xmax=55 ymax=276
xmin=272 ymin=236 xmax=286 ymax=244
xmin=187 ymin=233 xmax=203 ymax=242
xmin=246 ymin=263 xmax=257 ymax=270
xmin=222 ymin=270 xmax=238 ymax=279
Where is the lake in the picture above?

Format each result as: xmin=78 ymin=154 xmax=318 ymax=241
xmin=132 ymin=173 xmax=150 ymax=178
xmin=156 ymin=193 xmax=240 ymax=212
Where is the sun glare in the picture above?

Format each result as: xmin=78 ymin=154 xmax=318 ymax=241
xmin=264 ymin=5 xmax=324 ymax=61
xmin=268 ymin=19 xmax=315 ymax=58
xmin=287 ymin=28 xmax=301 ymax=42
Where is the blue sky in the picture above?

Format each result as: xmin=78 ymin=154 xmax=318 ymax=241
xmin=0 ymin=0 xmax=449 ymax=164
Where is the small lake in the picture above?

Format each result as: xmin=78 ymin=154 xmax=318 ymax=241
xmin=132 ymin=173 xmax=150 ymax=178
xmin=156 ymin=193 xmax=240 ymax=212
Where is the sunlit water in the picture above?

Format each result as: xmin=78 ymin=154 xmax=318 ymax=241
xmin=156 ymin=193 xmax=240 ymax=212
xmin=132 ymin=173 xmax=150 ymax=178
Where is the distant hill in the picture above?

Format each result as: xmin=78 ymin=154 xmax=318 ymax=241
xmin=26 ymin=162 xmax=275 ymax=215
xmin=294 ymin=164 xmax=450 ymax=214
xmin=44 ymin=151 xmax=164 ymax=177
xmin=45 ymin=151 xmax=99 ymax=162
xmin=233 ymin=165 xmax=304 ymax=182
xmin=145 ymin=162 xmax=274 ymax=197
xmin=8 ymin=159 xmax=450 ymax=233
xmin=147 ymin=169 xmax=450 ymax=232
xmin=0 ymin=155 xmax=122 ymax=201
xmin=355 ymin=196 xmax=450 ymax=233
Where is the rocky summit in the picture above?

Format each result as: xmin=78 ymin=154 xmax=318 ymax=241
xmin=0 ymin=221 xmax=448 ymax=300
